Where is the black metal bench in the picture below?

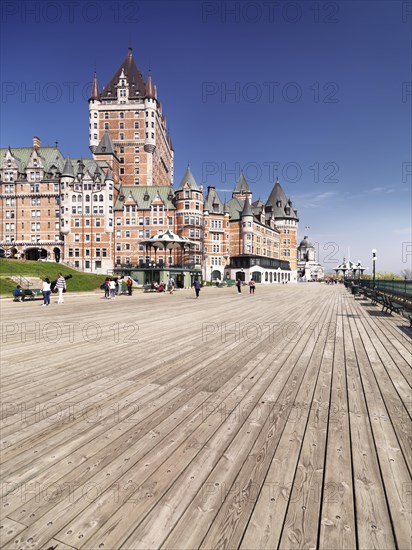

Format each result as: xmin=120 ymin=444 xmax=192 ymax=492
xmin=370 ymin=291 xmax=385 ymax=307
xmin=381 ymin=294 xmax=404 ymax=316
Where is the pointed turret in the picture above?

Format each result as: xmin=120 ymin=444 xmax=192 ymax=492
xmin=104 ymin=166 xmax=113 ymax=182
xmin=233 ymin=171 xmax=252 ymax=199
xmin=100 ymin=47 xmax=146 ymax=100
xmin=89 ymin=71 xmax=100 ymax=101
xmin=177 ymin=165 xmax=200 ymax=191
xmin=62 ymin=158 xmax=74 ymax=179
xmin=266 ymin=178 xmax=298 ymax=220
xmin=146 ymin=71 xmax=156 ymax=99
xmin=241 ymin=198 xmax=253 ymax=217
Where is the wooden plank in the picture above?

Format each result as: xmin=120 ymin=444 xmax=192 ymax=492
xmin=347 ymin=297 xmax=412 ymax=548
xmin=318 ymin=293 xmax=357 ymax=549
xmin=1 ymin=285 xmax=409 ymax=550
xmin=278 ymin=300 xmax=336 ymax=548
xmin=342 ymin=299 xmax=395 ymax=548
xmin=0 ymin=517 xmax=27 ymax=546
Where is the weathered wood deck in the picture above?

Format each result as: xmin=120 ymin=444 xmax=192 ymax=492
xmin=1 ymin=284 xmax=411 ymax=550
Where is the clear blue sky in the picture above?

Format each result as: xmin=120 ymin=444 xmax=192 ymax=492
xmin=1 ymin=0 xmax=411 ymax=274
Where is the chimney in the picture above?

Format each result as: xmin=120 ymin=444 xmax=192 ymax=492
xmin=33 ymin=136 xmax=41 ymax=150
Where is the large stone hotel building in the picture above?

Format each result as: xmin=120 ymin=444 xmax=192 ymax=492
xmin=0 ymin=49 xmax=299 ymax=285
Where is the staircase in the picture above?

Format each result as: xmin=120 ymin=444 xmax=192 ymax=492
xmin=10 ymin=276 xmax=44 ymax=289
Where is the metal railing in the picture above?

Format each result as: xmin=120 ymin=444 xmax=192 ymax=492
xmin=350 ymin=278 xmax=412 ymax=303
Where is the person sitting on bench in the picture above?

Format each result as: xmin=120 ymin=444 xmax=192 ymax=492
xmin=13 ymin=285 xmax=25 ymax=301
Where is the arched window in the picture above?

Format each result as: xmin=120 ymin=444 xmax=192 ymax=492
xmin=99 ymin=194 xmax=104 ymax=202
xmin=93 ymin=194 xmax=98 ymax=201
xmin=72 ymin=196 xmax=76 ymax=202
xmin=85 ymin=195 xmax=90 ymax=202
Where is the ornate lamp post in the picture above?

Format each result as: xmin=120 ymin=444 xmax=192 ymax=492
xmin=372 ymin=249 xmax=377 ymax=289
xmin=149 ymin=261 xmax=156 ymax=284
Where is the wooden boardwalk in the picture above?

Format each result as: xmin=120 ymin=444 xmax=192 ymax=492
xmin=1 ymin=284 xmax=411 ymax=550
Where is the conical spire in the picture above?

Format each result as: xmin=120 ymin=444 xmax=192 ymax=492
xmin=89 ymin=71 xmax=100 ymax=101
xmin=241 ymin=198 xmax=253 ymax=217
xmin=104 ymin=166 xmax=113 ymax=182
xmin=177 ymin=164 xmax=200 ymax=191
xmin=62 ymin=158 xmax=74 ymax=179
xmin=233 ymin=171 xmax=252 ymax=196
xmin=146 ymin=71 xmax=155 ymax=99
xmin=266 ymin=178 xmax=298 ymax=220
xmin=101 ymin=48 xmax=146 ymax=99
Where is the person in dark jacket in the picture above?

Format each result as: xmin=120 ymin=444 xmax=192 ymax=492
xmin=193 ymin=278 xmax=201 ymax=298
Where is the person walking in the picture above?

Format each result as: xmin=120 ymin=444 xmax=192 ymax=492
xmin=126 ymin=277 xmax=133 ymax=296
xmin=56 ymin=273 xmax=66 ymax=304
xmin=117 ymin=277 xmax=123 ymax=295
xmin=193 ymin=278 xmax=201 ymax=299
xmin=248 ymin=278 xmax=255 ymax=294
xmin=168 ymin=276 xmax=175 ymax=294
xmin=103 ymin=277 xmax=110 ymax=299
xmin=42 ymin=278 xmax=51 ymax=306
xmin=109 ymin=279 xmax=116 ymax=299
xmin=236 ymin=278 xmax=242 ymax=294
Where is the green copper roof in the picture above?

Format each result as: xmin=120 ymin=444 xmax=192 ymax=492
xmin=0 ymin=146 xmax=65 ymax=173
xmin=204 ymin=187 xmax=224 ymax=213
xmin=115 ymin=186 xmax=176 ymax=211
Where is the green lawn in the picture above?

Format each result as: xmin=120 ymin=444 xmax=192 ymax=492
xmin=0 ymin=260 xmax=105 ymax=294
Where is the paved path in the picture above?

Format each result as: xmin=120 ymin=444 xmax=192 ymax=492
xmin=1 ymin=284 xmax=411 ymax=549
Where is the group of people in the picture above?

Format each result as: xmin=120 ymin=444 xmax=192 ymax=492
xmin=13 ymin=273 xmax=69 ymax=306
xmin=41 ymin=273 xmax=67 ymax=306
xmin=235 ymin=279 xmax=256 ymax=294
xmin=102 ymin=276 xmax=134 ymax=299
xmin=151 ymin=277 xmax=176 ymax=294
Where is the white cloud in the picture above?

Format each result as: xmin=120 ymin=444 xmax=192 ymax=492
xmin=294 ymin=191 xmax=337 ymax=208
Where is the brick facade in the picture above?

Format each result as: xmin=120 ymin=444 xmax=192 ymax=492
xmin=0 ymin=50 xmax=299 ymax=282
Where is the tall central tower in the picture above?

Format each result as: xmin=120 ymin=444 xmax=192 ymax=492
xmin=88 ymin=48 xmax=174 ymax=187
